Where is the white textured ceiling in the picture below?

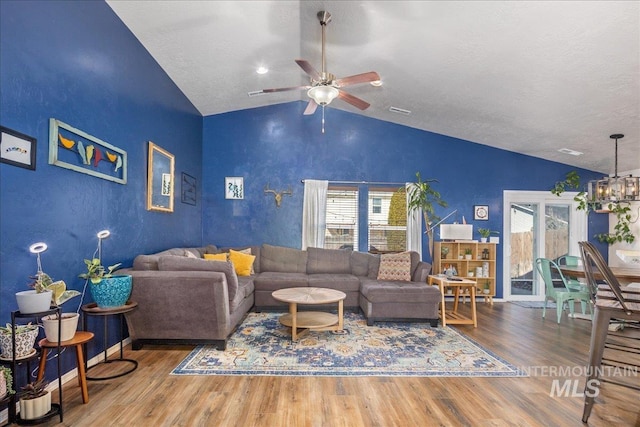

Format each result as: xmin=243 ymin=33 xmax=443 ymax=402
xmin=107 ymin=1 xmax=640 ymax=173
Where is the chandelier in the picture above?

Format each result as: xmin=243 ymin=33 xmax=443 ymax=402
xmin=587 ymin=134 xmax=640 ymax=204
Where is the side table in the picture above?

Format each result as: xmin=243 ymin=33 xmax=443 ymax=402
xmin=427 ymin=275 xmax=478 ymax=327
xmin=81 ymin=302 xmax=138 ymax=381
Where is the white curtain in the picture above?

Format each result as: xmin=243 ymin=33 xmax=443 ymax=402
xmin=406 ymin=182 xmax=422 ymax=257
xmin=302 ymin=179 xmax=328 ymax=249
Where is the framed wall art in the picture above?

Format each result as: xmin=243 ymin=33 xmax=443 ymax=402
xmin=225 ymin=177 xmax=244 ymax=199
xmin=147 ymin=141 xmax=175 ymax=213
xmin=474 ymin=205 xmax=489 ymax=221
xmin=48 ymin=118 xmax=127 ymax=184
xmin=181 ymin=172 xmax=196 ymax=205
xmin=0 ymin=126 xmax=37 ymax=170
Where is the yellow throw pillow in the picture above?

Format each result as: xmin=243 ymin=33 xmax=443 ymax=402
xmin=238 ymin=248 xmax=256 ymax=274
xmin=204 ymin=253 xmax=228 ymax=261
xmin=229 ymin=249 xmax=256 ymax=276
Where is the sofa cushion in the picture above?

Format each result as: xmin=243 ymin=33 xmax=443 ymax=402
xmin=253 ymin=272 xmax=308 ymax=291
xmin=367 ymin=255 xmax=381 ymax=279
xmin=231 ymin=276 xmax=255 ymax=312
xmin=307 ymin=274 xmax=360 ymax=292
xmin=229 ymin=249 xmax=256 ymax=276
xmin=157 ymin=255 xmax=239 ymax=302
xmin=306 ymin=247 xmax=351 ymax=274
xmin=360 ymin=279 xmax=440 ymax=303
xmin=350 ymin=251 xmax=375 ymax=277
xmin=204 ymin=253 xmax=228 ymax=261
xmin=377 ymin=252 xmax=412 ymax=281
xmin=261 ymin=244 xmax=307 ymax=273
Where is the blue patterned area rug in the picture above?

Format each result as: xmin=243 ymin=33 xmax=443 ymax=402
xmin=171 ymin=312 xmax=525 ymax=377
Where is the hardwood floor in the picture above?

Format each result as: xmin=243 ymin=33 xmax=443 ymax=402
xmin=17 ymin=303 xmax=640 ymax=426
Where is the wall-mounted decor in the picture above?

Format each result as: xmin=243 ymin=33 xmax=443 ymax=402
xmin=264 ymin=183 xmax=293 ymax=207
xmin=225 ymin=177 xmax=244 ymax=199
xmin=474 ymin=205 xmax=489 ymax=221
xmin=147 ymin=142 xmax=175 ymax=213
xmin=48 ymin=119 xmax=127 ymax=184
xmin=181 ymin=172 xmax=196 ymax=206
xmin=0 ymin=126 xmax=37 ymax=171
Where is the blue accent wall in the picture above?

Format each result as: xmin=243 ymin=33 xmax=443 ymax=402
xmin=1 ymin=0 xmax=608 ymax=385
xmin=202 ymin=102 xmax=607 ymax=297
xmin=0 ymin=0 xmax=202 ymax=375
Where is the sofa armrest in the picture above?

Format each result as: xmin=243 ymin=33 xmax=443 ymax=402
xmin=124 ymin=269 xmax=231 ymax=341
xmin=413 ymin=261 xmax=432 ymax=283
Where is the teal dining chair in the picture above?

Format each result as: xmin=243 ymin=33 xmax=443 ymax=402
xmin=556 ymin=255 xmax=587 ymax=292
xmin=535 ymin=258 xmax=592 ymax=323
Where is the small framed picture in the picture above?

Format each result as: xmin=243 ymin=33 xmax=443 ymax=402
xmin=0 ymin=126 xmax=37 ymax=170
xmin=474 ymin=205 xmax=489 ymax=221
xmin=225 ymin=177 xmax=244 ymax=199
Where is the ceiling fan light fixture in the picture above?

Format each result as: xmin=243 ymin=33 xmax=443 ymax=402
xmin=370 ymin=80 xmax=383 ymax=87
xmin=308 ymin=85 xmax=339 ymax=106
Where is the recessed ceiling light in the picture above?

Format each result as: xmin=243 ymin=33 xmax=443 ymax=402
xmin=256 ymin=66 xmax=268 ymax=75
xmin=370 ymin=80 xmax=382 ymax=87
xmin=558 ymin=148 xmax=583 ymax=156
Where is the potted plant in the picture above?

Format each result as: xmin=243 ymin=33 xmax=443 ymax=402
xmin=40 ymin=280 xmax=81 ymax=343
xmin=441 ymin=246 xmax=449 ymax=259
xmin=19 ymin=379 xmax=50 ymax=420
xmin=79 ymin=230 xmax=131 ymax=308
xmin=464 ymin=248 xmax=473 ymax=260
xmin=478 ymin=228 xmax=499 ymax=243
xmin=15 ymin=271 xmax=53 ymax=314
xmin=0 ymin=366 xmax=14 ymax=400
xmin=483 ymin=281 xmax=491 ymax=295
xmin=0 ymin=323 xmax=39 ymax=360
xmin=407 ymin=172 xmax=448 ymax=259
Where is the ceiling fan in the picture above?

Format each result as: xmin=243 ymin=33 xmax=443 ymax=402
xmin=260 ymin=11 xmax=381 ymax=131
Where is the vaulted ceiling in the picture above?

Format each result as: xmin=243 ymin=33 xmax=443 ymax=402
xmin=107 ymin=1 xmax=639 ymax=173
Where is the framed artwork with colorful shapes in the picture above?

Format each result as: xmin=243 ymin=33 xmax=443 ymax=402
xmin=48 ymin=118 xmax=127 ymax=184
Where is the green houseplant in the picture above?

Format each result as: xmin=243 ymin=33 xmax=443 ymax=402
xmin=1 ymin=366 xmax=15 ymax=399
xmin=78 ymin=230 xmax=131 ymax=308
xmin=478 ymin=228 xmax=499 ymax=242
xmin=441 ymin=246 xmax=450 ymax=259
xmin=407 ymin=172 xmax=448 ymax=259
xmin=551 ymin=171 xmax=636 ymax=245
xmin=19 ymin=379 xmax=50 ymax=420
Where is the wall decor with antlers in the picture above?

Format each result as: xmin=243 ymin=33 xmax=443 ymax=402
xmin=264 ymin=183 xmax=293 ymax=207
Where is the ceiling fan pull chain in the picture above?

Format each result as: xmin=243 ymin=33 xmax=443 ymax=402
xmin=322 ymin=106 xmax=326 ymax=133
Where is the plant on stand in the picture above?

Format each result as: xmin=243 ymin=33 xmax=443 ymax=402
xmin=19 ymin=379 xmax=50 ymax=420
xmin=441 ymin=246 xmax=449 ymax=259
xmin=0 ymin=323 xmax=39 ymax=360
xmin=78 ymin=230 xmax=131 ymax=309
xmin=407 ymin=172 xmax=448 ymax=260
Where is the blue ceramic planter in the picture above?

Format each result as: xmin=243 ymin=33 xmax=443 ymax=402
xmin=90 ymin=275 xmax=132 ymax=308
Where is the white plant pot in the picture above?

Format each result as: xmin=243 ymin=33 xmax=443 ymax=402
xmin=483 ymin=289 xmax=490 ymax=294
xmin=0 ymin=372 xmax=7 ymax=400
xmin=0 ymin=325 xmax=39 ymax=359
xmin=42 ymin=313 xmax=79 ymax=342
xmin=480 ymin=238 xmax=487 ymax=243
xmin=15 ymin=290 xmax=52 ymax=314
xmin=20 ymin=392 xmax=51 ymax=420
xmin=465 ymin=255 xmax=472 ymax=260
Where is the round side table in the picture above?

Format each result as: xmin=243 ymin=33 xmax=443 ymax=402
xmin=81 ymin=301 xmax=138 ymax=381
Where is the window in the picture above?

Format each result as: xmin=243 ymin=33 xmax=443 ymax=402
xmin=368 ymin=187 xmax=406 ymax=253
xmin=372 ymin=198 xmax=382 ymax=214
xmin=324 ymin=187 xmax=358 ymax=251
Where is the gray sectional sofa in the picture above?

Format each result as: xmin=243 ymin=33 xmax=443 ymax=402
xmin=120 ymin=244 xmax=441 ymax=350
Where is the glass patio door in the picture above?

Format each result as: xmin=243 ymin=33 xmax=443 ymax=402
xmin=503 ymin=191 xmax=586 ymax=301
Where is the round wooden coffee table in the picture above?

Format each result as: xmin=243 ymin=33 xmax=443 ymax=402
xmin=271 ymin=287 xmax=346 ymax=341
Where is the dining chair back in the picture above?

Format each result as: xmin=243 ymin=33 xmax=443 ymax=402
xmin=578 ymin=241 xmax=640 ymax=422
xmin=535 ymin=258 xmax=591 ymax=323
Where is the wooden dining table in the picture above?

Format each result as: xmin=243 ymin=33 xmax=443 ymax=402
xmin=559 ymin=265 xmax=640 ymax=284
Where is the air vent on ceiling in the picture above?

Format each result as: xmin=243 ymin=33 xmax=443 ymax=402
xmin=389 ymin=106 xmax=411 ymax=115
xmin=247 ymin=90 xmax=265 ymax=97
xmin=558 ymin=148 xmax=583 ymax=156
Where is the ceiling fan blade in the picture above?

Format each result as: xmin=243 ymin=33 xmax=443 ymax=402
xmin=261 ymin=85 xmax=310 ymax=94
xmin=295 ymin=60 xmax=321 ymax=81
xmin=303 ymin=100 xmax=318 ymax=115
xmin=338 ymin=90 xmax=370 ymax=110
xmin=335 ymin=71 xmax=380 ymax=87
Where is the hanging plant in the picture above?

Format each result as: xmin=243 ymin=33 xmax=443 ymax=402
xmin=551 ymin=171 xmax=636 ymax=245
